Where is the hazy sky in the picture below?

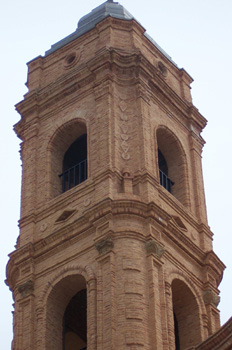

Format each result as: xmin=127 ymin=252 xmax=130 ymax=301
xmin=1 ymin=0 xmax=232 ymax=347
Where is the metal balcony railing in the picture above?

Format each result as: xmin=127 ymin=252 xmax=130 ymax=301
xmin=59 ymin=159 xmax=87 ymax=192
xmin=159 ymin=169 xmax=174 ymax=193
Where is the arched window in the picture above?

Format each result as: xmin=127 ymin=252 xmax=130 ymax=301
xmin=59 ymin=134 xmax=87 ymax=192
xmin=48 ymin=120 xmax=87 ymax=198
xmin=171 ymin=279 xmax=202 ymax=349
xmin=156 ymin=127 xmax=189 ymax=207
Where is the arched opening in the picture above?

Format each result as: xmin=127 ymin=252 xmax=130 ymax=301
xmin=48 ymin=120 xmax=87 ymax=198
xmin=63 ymin=289 xmax=87 ymax=350
xmin=60 ymin=134 xmax=87 ymax=192
xmin=156 ymin=127 xmax=189 ymax=207
xmin=171 ymin=279 xmax=201 ymax=349
xmin=45 ymin=274 xmax=87 ymax=350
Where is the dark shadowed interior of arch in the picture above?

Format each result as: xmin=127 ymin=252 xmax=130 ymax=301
xmin=158 ymin=149 xmax=168 ymax=175
xmin=63 ymin=289 xmax=87 ymax=350
xmin=172 ymin=279 xmax=201 ymax=349
xmin=174 ymin=312 xmax=180 ymax=350
xmin=60 ymin=134 xmax=87 ymax=192
xmin=158 ymin=148 xmax=173 ymax=193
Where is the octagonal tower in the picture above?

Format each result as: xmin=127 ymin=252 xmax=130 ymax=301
xmin=6 ymin=1 xmax=225 ymax=350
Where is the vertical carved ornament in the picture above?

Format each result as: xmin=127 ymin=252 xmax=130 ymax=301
xmin=119 ymin=99 xmax=130 ymax=160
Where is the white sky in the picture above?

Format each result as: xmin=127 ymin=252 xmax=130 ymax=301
xmin=1 ymin=0 xmax=231 ymax=347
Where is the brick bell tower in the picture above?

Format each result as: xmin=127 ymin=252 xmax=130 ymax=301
xmin=6 ymin=1 xmax=225 ymax=350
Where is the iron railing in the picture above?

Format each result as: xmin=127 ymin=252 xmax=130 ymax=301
xmin=59 ymin=159 xmax=87 ymax=192
xmin=159 ymin=169 xmax=174 ymax=193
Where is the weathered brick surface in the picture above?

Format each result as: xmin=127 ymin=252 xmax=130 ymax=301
xmin=6 ymin=14 xmax=229 ymax=350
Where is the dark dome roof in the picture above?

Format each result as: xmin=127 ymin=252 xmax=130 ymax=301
xmin=45 ymin=0 xmax=176 ymax=66
xmin=78 ymin=0 xmax=134 ymax=30
xmin=45 ymin=1 xmax=136 ymax=56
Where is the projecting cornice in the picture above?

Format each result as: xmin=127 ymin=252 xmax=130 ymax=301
xmin=6 ymin=197 xmax=220 ymax=292
xmin=194 ymin=317 xmax=232 ymax=350
xmin=14 ymin=47 xmax=206 ymax=143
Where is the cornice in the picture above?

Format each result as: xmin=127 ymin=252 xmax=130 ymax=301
xmin=204 ymin=250 xmax=225 ymax=287
xmin=195 ymin=317 xmax=232 ymax=350
xmin=158 ymin=184 xmax=211 ymax=236
xmin=15 ymin=66 xmax=95 ymax=134
xmin=14 ymin=47 xmax=206 ymax=143
xmin=6 ymin=243 xmax=34 ymax=291
xmin=149 ymin=77 xmax=206 ymax=134
xmin=164 ymin=220 xmax=205 ymax=265
xmin=7 ymin=197 xmax=220 ymax=291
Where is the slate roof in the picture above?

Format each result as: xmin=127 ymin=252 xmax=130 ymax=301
xmin=45 ymin=0 xmax=176 ymax=66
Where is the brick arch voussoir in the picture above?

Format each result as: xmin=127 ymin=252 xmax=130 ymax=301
xmin=47 ymin=116 xmax=88 ymax=153
xmin=155 ymin=124 xmax=187 ymax=160
xmin=166 ymin=268 xmax=206 ymax=316
xmin=38 ymin=263 xmax=96 ymax=310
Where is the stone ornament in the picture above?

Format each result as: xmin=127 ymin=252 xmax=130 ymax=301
xmin=95 ymin=237 xmax=114 ymax=254
xmin=119 ymin=99 xmax=130 ymax=160
xmin=64 ymin=50 xmax=81 ymax=69
xmin=17 ymin=280 xmax=34 ymax=298
xmin=145 ymin=240 xmax=165 ymax=258
xmin=203 ymin=289 xmax=220 ymax=307
xmin=84 ymin=198 xmax=91 ymax=207
xmin=40 ymin=223 xmax=47 ymax=232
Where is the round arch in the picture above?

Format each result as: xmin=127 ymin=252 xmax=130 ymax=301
xmin=166 ymin=270 xmax=206 ymax=349
xmin=36 ymin=264 xmax=96 ymax=350
xmin=166 ymin=270 xmax=205 ymax=314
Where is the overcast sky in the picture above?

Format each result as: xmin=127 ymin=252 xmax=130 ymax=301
xmin=1 ymin=0 xmax=231 ymax=347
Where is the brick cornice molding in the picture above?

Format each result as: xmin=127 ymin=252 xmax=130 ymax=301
xmin=7 ymin=198 xmax=213 ymax=280
xmin=15 ymin=47 xmax=206 ymax=143
xmin=204 ymin=250 xmax=225 ymax=287
xmin=195 ymin=317 xmax=232 ymax=350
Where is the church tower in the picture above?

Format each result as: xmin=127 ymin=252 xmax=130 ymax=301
xmin=6 ymin=1 xmax=226 ymax=349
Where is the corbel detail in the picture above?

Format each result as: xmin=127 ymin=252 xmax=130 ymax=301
xmin=145 ymin=239 xmax=165 ymax=258
xmin=95 ymin=237 xmax=114 ymax=255
xmin=203 ymin=289 xmax=220 ymax=307
xmin=17 ymin=280 xmax=34 ymax=298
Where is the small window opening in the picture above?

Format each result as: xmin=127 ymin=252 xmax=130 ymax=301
xmin=59 ymin=134 xmax=87 ymax=192
xmin=63 ymin=289 xmax=87 ymax=350
xmin=158 ymin=149 xmax=174 ymax=193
